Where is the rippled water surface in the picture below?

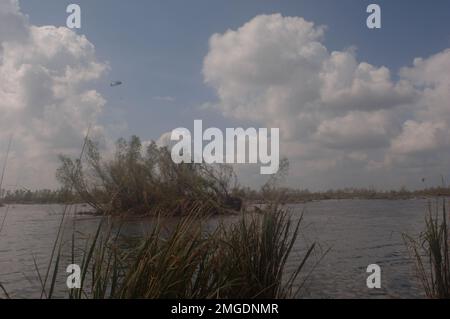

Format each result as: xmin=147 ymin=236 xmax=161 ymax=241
xmin=0 ymin=199 xmax=430 ymax=298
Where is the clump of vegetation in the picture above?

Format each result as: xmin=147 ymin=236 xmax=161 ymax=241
xmin=405 ymin=199 xmax=450 ymax=299
xmin=56 ymin=136 xmax=242 ymax=216
xmin=218 ymin=204 xmax=314 ymax=298
xmin=4 ymin=205 xmax=315 ymax=299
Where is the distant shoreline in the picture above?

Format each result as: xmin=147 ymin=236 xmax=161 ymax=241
xmin=1 ymin=195 xmax=446 ymax=207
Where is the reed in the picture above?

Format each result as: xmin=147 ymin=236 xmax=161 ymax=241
xmin=217 ymin=205 xmax=314 ymax=298
xmin=404 ymin=199 xmax=450 ymax=299
xmin=0 ymin=136 xmax=13 ymax=296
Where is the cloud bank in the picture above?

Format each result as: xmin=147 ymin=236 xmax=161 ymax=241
xmin=0 ymin=0 xmax=108 ymax=189
xmin=203 ymin=14 xmax=450 ymax=189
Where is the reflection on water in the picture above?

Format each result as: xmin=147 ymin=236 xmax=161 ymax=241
xmin=0 ymin=199 xmax=429 ymax=299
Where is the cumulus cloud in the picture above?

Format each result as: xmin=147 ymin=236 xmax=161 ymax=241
xmin=203 ymin=14 xmax=415 ymax=141
xmin=203 ymin=14 xmax=450 ymax=189
xmin=0 ymin=0 xmax=108 ymax=189
xmin=314 ymin=111 xmax=391 ymax=150
xmin=390 ymin=121 xmax=448 ymax=156
xmin=0 ymin=0 xmax=28 ymax=44
xmin=386 ymin=49 xmax=450 ymax=162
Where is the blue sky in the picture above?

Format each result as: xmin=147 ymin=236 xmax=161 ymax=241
xmin=2 ymin=0 xmax=450 ymax=190
xmin=19 ymin=0 xmax=450 ymax=141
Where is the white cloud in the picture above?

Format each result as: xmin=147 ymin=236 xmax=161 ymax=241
xmin=203 ymin=14 xmax=450 ymax=189
xmin=390 ymin=121 xmax=449 ymax=155
xmin=320 ymin=51 xmax=415 ymax=112
xmin=203 ymin=14 xmax=414 ymax=142
xmin=386 ymin=49 xmax=450 ymax=161
xmin=0 ymin=1 xmax=108 ymax=189
xmin=0 ymin=0 xmax=28 ymax=45
xmin=314 ymin=111 xmax=391 ymax=149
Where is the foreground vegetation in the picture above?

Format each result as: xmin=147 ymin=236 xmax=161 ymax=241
xmin=0 ymin=204 xmax=316 ymax=299
xmin=405 ymin=199 xmax=450 ymax=298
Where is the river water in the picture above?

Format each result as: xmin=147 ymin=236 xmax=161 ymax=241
xmin=0 ymin=199 xmax=433 ymax=299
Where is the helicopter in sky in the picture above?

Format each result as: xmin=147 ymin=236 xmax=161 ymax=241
xmin=110 ymin=81 xmax=123 ymax=87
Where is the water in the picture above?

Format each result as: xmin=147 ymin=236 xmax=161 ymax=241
xmin=0 ymin=199 xmax=431 ymax=299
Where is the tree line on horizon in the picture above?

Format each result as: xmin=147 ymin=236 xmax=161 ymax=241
xmin=2 ymin=183 xmax=450 ymax=206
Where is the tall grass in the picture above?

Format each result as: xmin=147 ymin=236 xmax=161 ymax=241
xmin=218 ymin=205 xmax=314 ymax=298
xmin=0 ymin=136 xmax=13 ymax=297
xmin=0 ymin=136 xmax=12 ymax=202
xmin=404 ymin=199 xmax=450 ymax=299
xmin=4 ymin=204 xmax=315 ymax=299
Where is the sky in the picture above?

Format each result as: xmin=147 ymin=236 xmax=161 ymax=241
xmin=1 ymin=0 xmax=450 ymax=190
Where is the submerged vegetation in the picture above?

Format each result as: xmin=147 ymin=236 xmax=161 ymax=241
xmin=405 ymin=199 xmax=450 ymax=299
